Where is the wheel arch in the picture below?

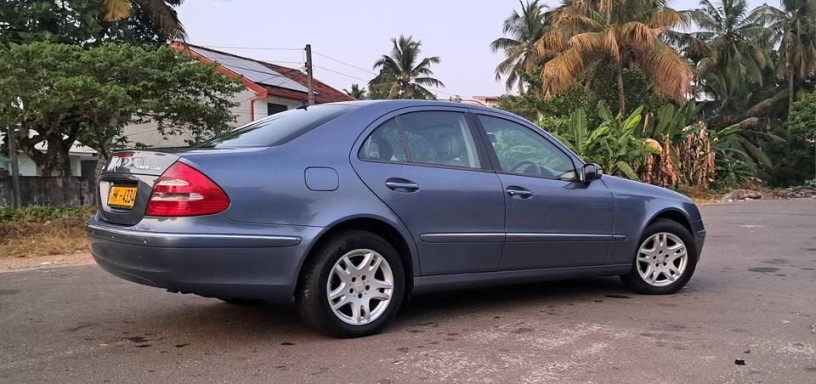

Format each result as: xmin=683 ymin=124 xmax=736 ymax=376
xmin=643 ymin=208 xmax=694 ymax=239
xmin=296 ymin=215 xmax=417 ymax=296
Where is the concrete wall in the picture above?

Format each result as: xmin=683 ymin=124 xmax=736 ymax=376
xmin=122 ymin=89 xmax=257 ymax=148
xmin=13 ymin=154 xmax=87 ymax=177
xmin=235 ymin=89 xmax=260 ymax=126
xmin=121 ymin=89 xmax=257 ymax=148
xmin=17 ymin=155 xmax=37 ymax=176
xmin=0 ymin=177 xmax=95 ymax=207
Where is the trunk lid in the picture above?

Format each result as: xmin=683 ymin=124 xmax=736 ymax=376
xmin=97 ymin=151 xmax=180 ymax=225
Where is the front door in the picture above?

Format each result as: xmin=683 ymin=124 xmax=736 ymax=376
xmin=352 ymin=109 xmax=505 ymax=276
xmin=475 ymin=113 xmax=615 ymax=270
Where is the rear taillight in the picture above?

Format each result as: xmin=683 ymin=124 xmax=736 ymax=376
xmin=145 ymin=162 xmax=230 ymax=217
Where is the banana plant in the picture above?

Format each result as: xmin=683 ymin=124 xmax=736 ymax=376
xmin=643 ymin=100 xmax=704 ymax=141
xmin=549 ymin=101 xmax=655 ymax=180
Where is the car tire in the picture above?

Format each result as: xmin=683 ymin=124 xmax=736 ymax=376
xmin=296 ymin=231 xmax=405 ymax=338
xmin=621 ymin=219 xmax=698 ymax=295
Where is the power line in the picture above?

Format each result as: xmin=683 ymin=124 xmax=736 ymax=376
xmin=314 ymin=65 xmax=369 ymax=82
xmin=313 ymin=51 xmax=378 ymax=76
xmin=317 ymin=68 xmax=461 ymax=98
xmin=197 ymin=45 xmax=302 ymax=51
xmin=260 ymin=60 xmax=304 ymax=65
xmin=310 ymin=53 xmax=463 ymax=97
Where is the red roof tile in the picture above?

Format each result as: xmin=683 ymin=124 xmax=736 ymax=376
xmin=260 ymin=62 xmax=355 ymax=104
xmin=175 ymin=43 xmax=354 ymax=104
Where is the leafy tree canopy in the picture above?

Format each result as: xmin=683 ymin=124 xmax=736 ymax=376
xmin=0 ymin=0 xmax=183 ymax=46
xmin=0 ymin=42 xmax=243 ymax=176
xmin=788 ymin=92 xmax=816 ymax=142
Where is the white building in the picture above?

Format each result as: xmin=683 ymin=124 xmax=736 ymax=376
xmin=0 ymin=131 xmax=98 ymax=178
xmin=121 ymin=43 xmax=354 ymax=148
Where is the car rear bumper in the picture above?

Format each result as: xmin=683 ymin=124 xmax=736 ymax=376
xmin=86 ymin=219 xmax=320 ymax=301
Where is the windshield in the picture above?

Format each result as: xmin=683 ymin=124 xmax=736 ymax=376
xmin=199 ymin=104 xmax=353 ymax=148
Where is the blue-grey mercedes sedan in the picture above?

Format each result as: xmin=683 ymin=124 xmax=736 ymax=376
xmin=87 ymin=100 xmax=706 ymax=337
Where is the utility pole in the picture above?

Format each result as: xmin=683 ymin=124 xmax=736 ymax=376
xmin=6 ymin=126 xmax=21 ymax=209
xmin=305 ymin=44 xmax=315 ymax=106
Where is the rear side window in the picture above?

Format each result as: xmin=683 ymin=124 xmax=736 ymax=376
xmin=359 ymin=118 xmax=407 ymax=162
xmin=359 ymin=111 xmax=482 ymax=169
xmin=200 ymin=104 xmax=352 ymax=148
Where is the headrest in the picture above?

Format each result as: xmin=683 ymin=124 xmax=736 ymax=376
xmin=369 ymin=139 xmax=393 ymax=161
xmin=434 ymin=132 xmax=464 ymax=162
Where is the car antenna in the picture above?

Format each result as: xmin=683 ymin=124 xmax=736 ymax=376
xmin=297 ymin=102 xmax=308 ymax=110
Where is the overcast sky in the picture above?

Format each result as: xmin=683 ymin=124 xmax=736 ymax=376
xmin=177 ymin=0 xmax=772 ymax=99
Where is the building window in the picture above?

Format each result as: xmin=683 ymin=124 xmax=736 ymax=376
xmin=267 ymin=103 xmax=288 ymax=116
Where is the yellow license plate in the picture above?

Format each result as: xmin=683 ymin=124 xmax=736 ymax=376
xmin=108 ymin=186 xmax=138 ymax=209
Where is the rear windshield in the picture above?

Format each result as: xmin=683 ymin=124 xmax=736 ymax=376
xmin=199 ymin=104 xmax=353 ymax=148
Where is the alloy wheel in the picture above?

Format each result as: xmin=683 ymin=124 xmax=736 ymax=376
xmin=326 ymin=249 xmax=394 ymax=325
xmin=636 ymin=232 xmax=688 ymax=287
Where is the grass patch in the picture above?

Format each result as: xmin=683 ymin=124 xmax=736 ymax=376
xmin=0 ymin=206 xmax=93 ymax=258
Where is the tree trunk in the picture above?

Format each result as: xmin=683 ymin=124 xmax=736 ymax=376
xmin=19 ymin=133 xmax=74 ymax=177
xmin=720 ymin=89 xmax=790 ymax=127
xmin=788 ymin=69 xmax=794 ymax=112
xmin=616 ymin=66 xmax=626 ymax=116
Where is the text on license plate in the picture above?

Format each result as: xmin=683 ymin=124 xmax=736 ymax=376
xmin=108 ymin=186 xmax=138 ymax=209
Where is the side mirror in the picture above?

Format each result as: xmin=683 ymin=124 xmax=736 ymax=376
xmin=581 ymin=163 xmax=603 ymax=182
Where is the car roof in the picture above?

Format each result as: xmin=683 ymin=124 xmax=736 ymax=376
xmin=329 ymin=99 xmax=511 ymax=117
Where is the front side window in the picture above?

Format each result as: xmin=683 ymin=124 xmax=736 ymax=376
xmin=478 ymin=115 xmax=576 ymax=179
xmin=359 ymin=111 xmax=482 ymax=169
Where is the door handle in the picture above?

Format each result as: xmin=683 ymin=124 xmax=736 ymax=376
xmin=506 ymin=186 xmax=533 ymax=198
xmin=385 ymin=178 xmax=419 ymax=192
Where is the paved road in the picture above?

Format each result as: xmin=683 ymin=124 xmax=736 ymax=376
xmin=1 ymin=200 xmax=815 ymax=384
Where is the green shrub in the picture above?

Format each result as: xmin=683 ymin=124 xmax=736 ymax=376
xmin=497 ymin=85 xmax=598 ymax=126
xmin=0 ymin=206 xmax=14 ymax=221
xmin=788 ymin=93 xmax=816 ymax=142
xmin=770 ymin=92 xmax=816 ymax=186
xmin=0 ymin=205 xmax=91 ymax=223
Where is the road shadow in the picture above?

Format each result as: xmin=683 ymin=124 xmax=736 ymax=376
xmin=86 ymin=272 xmax=714 ymax=351
xmin=395 ymin=277 xmax=632 ymax=326
xmin=101 ymin=276 xmax=646 ymax=343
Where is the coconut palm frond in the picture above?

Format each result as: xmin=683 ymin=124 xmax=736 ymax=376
xmin=369 ymin=35 xmax=443 ymax=100
xmin=103 ymin=0 xmax=133 ymax=21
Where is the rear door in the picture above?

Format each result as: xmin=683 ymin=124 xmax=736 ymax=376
xmin=473 ymin=113 xmax=615 ymax=269
xmin=351 ymin=107 xmax=505 ymax=276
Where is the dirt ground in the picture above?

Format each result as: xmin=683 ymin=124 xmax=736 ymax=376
xmin=0 ymin=252 xmax=93 ymax=273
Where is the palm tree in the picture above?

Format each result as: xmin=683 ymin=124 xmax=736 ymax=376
xmin=102 ymin=0 xmax=186 ymax=40
xmin=490 ymin=0 xmax=549 ymax=94
xmin=751 ymin=0 xmax=816 ymax=107
xmin=369 ymin=35 xmax=445 ymax=100
xmin=537 ymin=0 xmax=693 ymax=116
xmin=680 ymin=0 xmax=775 ymax=102
xmin=344 ymin=84 xmax=368 ymax=100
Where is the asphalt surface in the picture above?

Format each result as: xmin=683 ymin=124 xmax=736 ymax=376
xmin=1 ymin=200 xmax=815 ymax=384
